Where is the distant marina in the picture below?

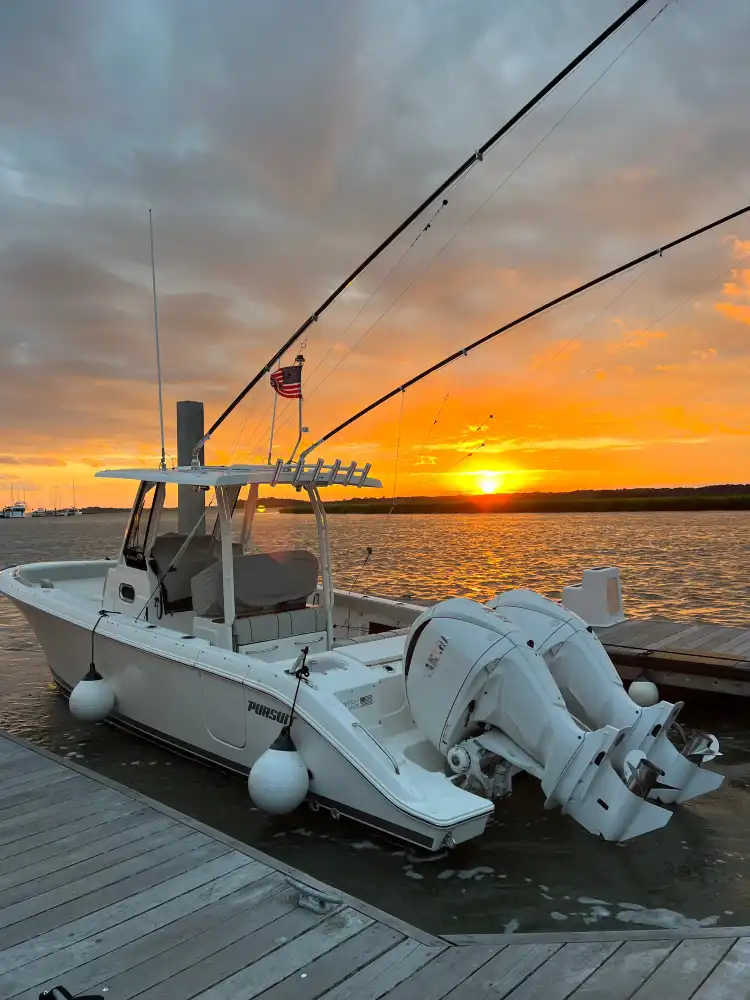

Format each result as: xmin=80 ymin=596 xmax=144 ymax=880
xmin=1 ymin=481 xmax=83 ymax=518
xmin=2 ymin=505 xmax=84 ymax=518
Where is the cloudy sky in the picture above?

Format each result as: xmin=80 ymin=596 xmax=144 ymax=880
xmin=2 ymin=0 xmax=750 ymax=506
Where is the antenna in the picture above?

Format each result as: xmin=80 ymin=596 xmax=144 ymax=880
xmin=149 ymin=209 xmax=167 ymax=471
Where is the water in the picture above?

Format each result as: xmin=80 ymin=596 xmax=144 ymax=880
xmin=2 ymin=510 xmax=750 ymax=934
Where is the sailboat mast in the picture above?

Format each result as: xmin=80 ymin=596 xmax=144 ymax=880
xmin=191 ymin=0 xmax=655 ymax=461
xmin=301 ymin=202 xmax=750 ymax=457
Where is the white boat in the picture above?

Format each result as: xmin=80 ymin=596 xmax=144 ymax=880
xmin=31 ymin=507 xmax=48 ymax=517
xmin=0 ymin=458 xmax=723 ymax=850
xmin=1 ymin=501 xmax=26 ymax=518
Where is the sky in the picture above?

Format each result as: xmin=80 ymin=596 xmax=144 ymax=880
xmin=2 ymin=0 xmax=750 ymax=508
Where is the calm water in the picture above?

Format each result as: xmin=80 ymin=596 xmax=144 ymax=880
xmin=2 ymin=510 xmax=750 ymax=934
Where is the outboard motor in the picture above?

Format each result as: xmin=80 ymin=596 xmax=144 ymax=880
xmin=487 ymin=590 xmax=723 ymax=804
xmin=404 ymin=598 xmax=672 ymax=841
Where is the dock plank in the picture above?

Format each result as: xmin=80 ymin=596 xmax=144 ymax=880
xmin=627 ymin=622 xmax=693 ymax=646
xmin=0 ymin=820 xmax=193 ymax=916
xmin=709 ymin=635 xmax=750 ymax=658
xmin=691 ymin=936 xmax=750 ymax=1000
xmin=5 ymin=865 xmax=274 ymax=1000
xmin=130 ymin=903 xmax=335 ymax=1000
xmin=0 ymin=754 xmax=62 ymax=780
xmin=0 ymin=814 xmax=174 ymax=890
xmin=0 ymin=763 xmax=74 ymax=796
xmin=379 ymin=945 xmax=499 ymax=1000
xmin=0 ymin=765 xmax=78 ymax=802
xmin=0 ymin=851 xmax=250 ymax=975
xmin=629 ymin=938 xmax=735 ymax=1000
xmin=705 ymin=632 xmax=750 ymax=655
xmin=0 ymin=837 xmax=231 ymax=954
xmin=0 ymin=788 xmax=123 ymax=847
xmin=92 ymin=883 xmax=306 ymax=999
xmin=500 ymin=942 xmax=619 ymax=1000
xmin=0 ymin=830 xmax=211 ymax=933
xmin=689 ymin=627 xmax=748 ymax=653
xmin=256 ymin=923 xmax=404 ymax=1000
xmin=0 ymin=773 xmax=107 ymax=820
xmin=0 ymin=802 xmax=149 ymax=864
xmin=601 ymin=620 xmax=681 ymax=648
xmin=443 ymin=942 xmax=561 ymax=1000
xmin=569 ymin=940 xmax=676 ymax=1000
xmin=648 ymin=624 xmax=718 ymax=651
xmin=187 ymin=907 xmax=373 ymax=1000
xmin=317 ymin=940 xmax=447 ymax=1000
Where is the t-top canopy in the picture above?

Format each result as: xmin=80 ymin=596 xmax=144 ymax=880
xmin=95 ymin=458 xmax=382 ymax=489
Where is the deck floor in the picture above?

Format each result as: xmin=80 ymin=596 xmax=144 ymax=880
xmin=1 ymin=730 xmax=749 ymax=999
xmin=596 ymin=617 xmax=750 ymax=695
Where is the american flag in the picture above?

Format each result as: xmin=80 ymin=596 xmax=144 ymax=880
xmin=269 ymin=365 xmax=302 ymax=398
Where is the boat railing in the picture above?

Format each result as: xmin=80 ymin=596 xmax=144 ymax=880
xmin=352 ymin=721 xmax=401 ymax=775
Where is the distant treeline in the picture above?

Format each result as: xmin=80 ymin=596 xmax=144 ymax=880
xmin=268 ymin=484 xmax=750 ymax=515
xmin=82 ymin=484 xmax=750 ymax=516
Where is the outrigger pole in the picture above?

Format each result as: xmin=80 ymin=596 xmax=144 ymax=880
xmin=300 ymin=202 xmax=750 ymax=458
xmin=191 ymin=0 xmax=655 ymax=462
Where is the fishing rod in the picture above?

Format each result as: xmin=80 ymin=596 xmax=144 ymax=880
xmin=300 ymin=202 xmax=750 ymax=458
xmin=193 ymin=0 xmax=655 ymax=460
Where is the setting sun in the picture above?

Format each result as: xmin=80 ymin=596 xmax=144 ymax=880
xmin=453 ymin=467 xmax=539 ymax=496
xmin=478 ymin=472 xmax=503 ymax=494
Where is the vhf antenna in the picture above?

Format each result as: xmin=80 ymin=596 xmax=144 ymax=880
xmin=149 ymin=208 xmax=167 ymax=471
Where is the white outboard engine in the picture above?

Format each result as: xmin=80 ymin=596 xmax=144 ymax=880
xmin=404 ymin=598 xmax=674 ymax=841
xmin=487 ymin=590 xmax=723 ymax=804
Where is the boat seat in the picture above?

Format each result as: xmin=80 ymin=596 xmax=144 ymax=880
xmin=233 ymin=605 xmax=328 ymax=645
xmin=148 ymin=532 xmax=219 ymax=612
xmin=191 ymin=549 xmax=319 ymax=619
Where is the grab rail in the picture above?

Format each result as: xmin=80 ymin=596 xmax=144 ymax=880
xmin=352 ymin=722 xmax=400 ymax=775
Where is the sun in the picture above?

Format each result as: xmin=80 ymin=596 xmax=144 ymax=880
xmin=478 ymin=472 xmax=503 ymax=494
xmin=451 ymin=466 xmax=535 ymax=495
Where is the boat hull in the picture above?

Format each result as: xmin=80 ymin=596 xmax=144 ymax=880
xmin=6 ymin=590 xmax=490 ymax=851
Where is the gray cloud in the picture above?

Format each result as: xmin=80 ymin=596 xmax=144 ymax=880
xmin=1 ymin=0 xmax=750 ymax=465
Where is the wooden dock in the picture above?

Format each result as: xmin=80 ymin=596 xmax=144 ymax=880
xmin=2 ymin=730 xmax=750 ymax=999
xmin=597 ymin=618 xmax=750 ymax=697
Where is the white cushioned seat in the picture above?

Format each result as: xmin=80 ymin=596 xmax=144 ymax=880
xmin=233 ymin=605 xmax=328 ymax=645
xmin=149 ymin=532 xmax=219 ymax=610
xmin=191 ymin=549 xmax=319 ymax=619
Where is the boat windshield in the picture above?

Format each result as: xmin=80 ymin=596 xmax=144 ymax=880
xmin=123 ymin=481 xmax=161 ymax=570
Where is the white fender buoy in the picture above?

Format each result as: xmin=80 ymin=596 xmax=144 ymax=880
xmin=628 ymin=679 xmax=659 ymax=708
xmin=69 ymin=664 xmax=116 ymax=722
xmin=248 ymin=727 xmax=310 ymax=815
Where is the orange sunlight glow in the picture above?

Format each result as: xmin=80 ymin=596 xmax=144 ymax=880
xmin=478 ymin=472 xmax=502 ymax=494
xmin=459 ymin=468 xmax=534 ymax=495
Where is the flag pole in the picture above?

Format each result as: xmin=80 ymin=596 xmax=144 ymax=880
xmin=288 ymin=354 xmax=305 ymax=462
xmin=267 ymin=384 xmax=278 ymax=465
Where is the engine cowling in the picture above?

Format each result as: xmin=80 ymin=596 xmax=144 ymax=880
xmin=404 ymin=597 xmax=570 ymax=757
